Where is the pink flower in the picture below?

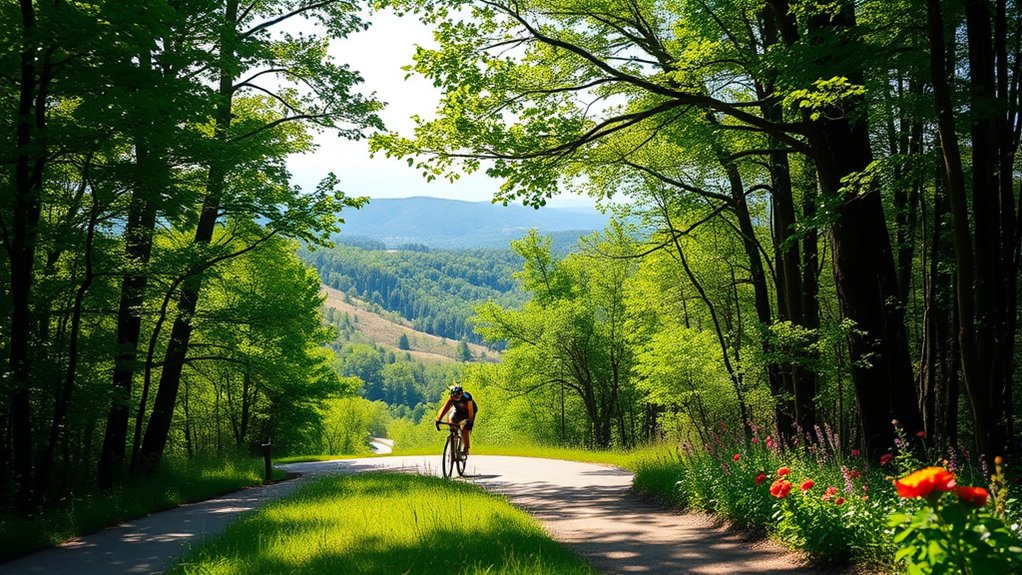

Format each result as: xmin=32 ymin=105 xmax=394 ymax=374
xmin=751 ymin=437 xmax=759 ymax=444
xmin=851 ymin=449 xmax=860 ymax=457
xmin=880 ymin=453 xmax=894 ymax=466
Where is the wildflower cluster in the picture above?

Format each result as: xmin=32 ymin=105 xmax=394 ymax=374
xmin=889 ymin=463 xmax=1020 ymax=573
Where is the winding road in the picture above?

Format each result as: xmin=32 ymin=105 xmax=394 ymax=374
xmin=0 ymin=455 xmax=830 ymax=574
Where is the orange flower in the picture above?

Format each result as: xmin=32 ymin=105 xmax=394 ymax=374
xmin=770 ymin=479 xmax=792 ymax=499
xmin=895 ymin=467 xmax=956 ymax=499
xmin=755 ymin=472 xmax=767 ymax=486
xmin=800 ymin=479 xmax=815 ymax=491
xmin=777 ymin=466 xmax=791 ymax=476
xmin=955 ymin=486 xmax=989 ymax=507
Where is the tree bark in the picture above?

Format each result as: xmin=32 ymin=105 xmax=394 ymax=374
xmin=136 ymin=0 xmax=239 ymax=473
xmin=8 ymin=0 xmax=54 ymax=512
xmin=805 ymin=6 xmax=922 ymax=454
xmin=98 ymin=132 xmax=161 ymax=488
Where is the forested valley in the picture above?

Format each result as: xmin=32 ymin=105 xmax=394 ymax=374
xmin=3 ymin=0 xmax=1022 ymax=571
xmin=302 ymin=237 xmax=526 ymax=343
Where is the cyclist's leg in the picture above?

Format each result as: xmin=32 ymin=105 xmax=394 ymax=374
xmin=453 ymin=416 xmax=471 ymax=455
xmin=461 ymin=419 xmax=473 ymax=454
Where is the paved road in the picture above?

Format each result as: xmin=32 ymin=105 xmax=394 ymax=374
xmin=1 ymin=455 xmax=823 ymax=574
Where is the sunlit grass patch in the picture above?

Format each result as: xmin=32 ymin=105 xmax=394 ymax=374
xmin=0 ymin=456 xmax=285 ymax=562
xmin=171 ymin=473 xmax=594 ymax=575
xmin=389 ymin=442 xmax=668 ymax=470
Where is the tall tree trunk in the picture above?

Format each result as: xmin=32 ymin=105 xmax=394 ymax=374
xmin=757 ymin=10 xmax=817 ymax=436
xmin=8 ymin=1 xmax=54 ymax=512
xmin=928 ymin=0 xmax=1016 ymax=461
xmin=98 ymin=134 xmax=161 ymax=489
xmin=800 ymin=160 xmax=821 ymax=434
xmin=710 ymin=122 xmax=788 ymax=439
xmin=36 ymin=192 xmax=98 ymax=500
xmin=136 ymin=0 xmax=239 ymax=473
xmin=803 ymin=6 xmax=922 ymax=454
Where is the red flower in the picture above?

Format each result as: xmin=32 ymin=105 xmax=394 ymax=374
xmin=849 ymin=469 xmax=861 ymax=479
xmin=895 ymin=467 xmax=956 ymax=499
xmin=879 ymin=453 xmax=894 ymax=466
xmin=733 ymin=453 xmax=741 ymax=462
xmin=800 ymin=479 xmax=815 ymax=491
xmin=851 ymin=449 xmax=860 ymax=457
xmin=916 ymin=431 xmax=927 ymax=438
xmin=955 ymin=486 xmax=989 ymax=507
xmin=777 ymin=466 xmax=791 ymax=476
xmin=834 ymin=497 xmax=845 ymax=505
xmin=825 ymin=486 xmax=839 ymax=496
xmin=751 ymin=437 xmax=759 ymax=444
xmin=770 ymin=479 xmax=793 ymax=499
xmin=755 ymin=473 xmax=767 ymax=486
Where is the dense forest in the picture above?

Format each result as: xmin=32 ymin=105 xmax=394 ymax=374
xmin=302 ymin=239 xmax=525 ymax=342
xmin=373 ymin=0 xmax=1022 ymax=464
xmin=3 ymin=2 xmax=1022 ymax=564
xmin=0 ymin=0 xmax=382 ymax=514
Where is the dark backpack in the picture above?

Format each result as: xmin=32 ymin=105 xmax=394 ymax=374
xmin=462 ymin=391 xmax=479 ymax=414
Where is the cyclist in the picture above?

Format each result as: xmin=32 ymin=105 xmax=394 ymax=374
xmin=434 ymin=384 xmax=476 ymax=458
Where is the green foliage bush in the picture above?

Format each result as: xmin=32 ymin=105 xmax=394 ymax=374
xmin=632 ymin=428 xmax=1022 ymax=572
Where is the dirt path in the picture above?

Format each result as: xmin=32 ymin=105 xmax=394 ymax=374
xmin=1 ymin=455 xmax=834 ymax=574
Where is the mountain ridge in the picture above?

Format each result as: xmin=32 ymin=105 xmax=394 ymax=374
xmin=335 ymin=196 xmax=608 ymax=249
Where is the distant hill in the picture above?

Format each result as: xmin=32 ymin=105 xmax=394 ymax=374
xmin=334 ymin=196 xmax=608 ymax=249
xmin=321 ymin=285 xmax=498 ymax=363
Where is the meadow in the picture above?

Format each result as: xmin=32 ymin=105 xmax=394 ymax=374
xmin=169 ymin=473 xmax=594 ymax=575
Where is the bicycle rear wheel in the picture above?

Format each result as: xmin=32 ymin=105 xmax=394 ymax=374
xmin=442 ymin=434 xmax=456 ymax=478
xmin=456 ymin=434 xmax=467 ymax=476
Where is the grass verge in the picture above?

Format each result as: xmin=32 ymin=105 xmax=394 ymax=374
xmin=0 ymin=457 xmax=287 ymax=562
xmin=281 ymin=443 xmax=672 ymax=470
xmin=170 ymin=473 xmax=595 ymax=575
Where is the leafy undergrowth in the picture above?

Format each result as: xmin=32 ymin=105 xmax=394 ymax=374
xmin=0 ymin=457 xmax=286 ymax=562
xmin=630 ymin=427 xmax=1022 ymax=573
xmin=170 ymin=473 xmax=595 ymax=575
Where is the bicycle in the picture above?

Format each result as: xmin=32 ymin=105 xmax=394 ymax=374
xmin=436 ymin=421 xmax=467 ymax=478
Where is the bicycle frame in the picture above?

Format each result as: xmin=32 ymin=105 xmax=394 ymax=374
xmin=438 ymin=421 xmax=467 ymax=478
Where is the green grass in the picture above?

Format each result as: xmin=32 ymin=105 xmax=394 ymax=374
xmin=170 ymin=473 xmax=595 ymax=575
xmin=278 ymin=443 xmax=666 ymax=470
xmin=0 ymin=457 xmax=286 ymax=562
xmin=342 ymin=442 xmax=667 ymax=471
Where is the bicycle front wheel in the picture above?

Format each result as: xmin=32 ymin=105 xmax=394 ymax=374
xmin=442 ymin=434 xmax=456 ymax=478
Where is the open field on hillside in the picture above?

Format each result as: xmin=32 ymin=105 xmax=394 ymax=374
xmin=320 ymin=284 xmax=499 ymax=363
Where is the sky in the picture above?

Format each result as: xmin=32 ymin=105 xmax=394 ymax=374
xmin=285 ymin=10 xmax=598 ymax=209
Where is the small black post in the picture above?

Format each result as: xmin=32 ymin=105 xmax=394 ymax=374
xmin=261 ymin=440 xmax=272 ymax=484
